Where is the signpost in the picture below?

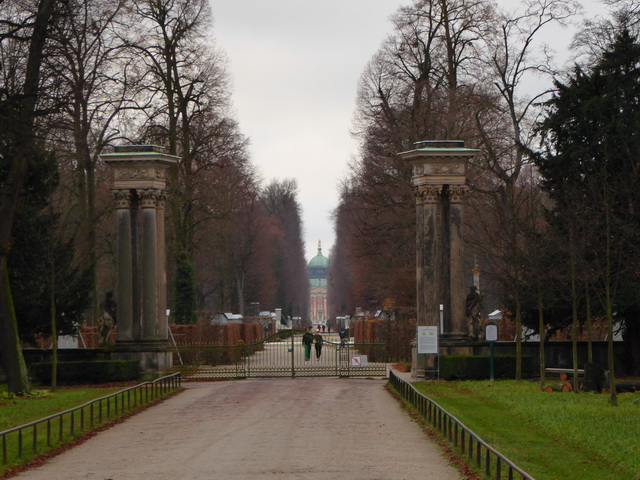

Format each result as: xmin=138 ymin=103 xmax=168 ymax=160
xmin=485 ymin=322 xmax=498 ymax=381
xmin=417 ymin=326 xmax=438 ymax=354
xmin=417 ymin=326 xmax=439 ymax=378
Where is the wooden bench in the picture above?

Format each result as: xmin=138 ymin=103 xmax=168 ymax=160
xmin=545 ymin=367 xmax=584 ymax=378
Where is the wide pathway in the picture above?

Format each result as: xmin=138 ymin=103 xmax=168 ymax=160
xmin=15 ymin=378 xmax=463 ymax=480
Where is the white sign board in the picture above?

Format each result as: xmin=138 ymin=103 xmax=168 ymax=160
xmin=351 ymin=355 xmax=368 ymax=367
xmin=417 ymin=326 xmax=438 ymax=354
xmin=485 ymin=323 xmax=498 ymax=342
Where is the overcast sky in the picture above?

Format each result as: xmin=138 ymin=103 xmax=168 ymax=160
xmin=207 ymin=0 xmax=405 ymax=261
xmin=207 ymin=0 xmax=607 ymax=262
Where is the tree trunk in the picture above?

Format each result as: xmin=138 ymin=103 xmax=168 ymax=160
xmin=537 ymin=289 xmax=545 ymax=385
xmin=570 ymin=244 xmax=579 ymax=393
xmin=0 ymin=0 xmax=58 ymax=394
xmin=586 ymin=286 xmax=593 ymax=364
xmin=0 ymin=261 xmax=30 ymax=393
xmin=515 ymin=294 xmax=522 ymax=381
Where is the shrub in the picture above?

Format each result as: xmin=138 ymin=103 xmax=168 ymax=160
xmin=30 ymin=360 xmax=141 ymax=385
xmin=440 ymin=355 xmax=534 ymax=380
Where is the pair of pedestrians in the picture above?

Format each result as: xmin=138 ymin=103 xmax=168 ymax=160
xmin=302 ymin=326 xmax=323 ymax=361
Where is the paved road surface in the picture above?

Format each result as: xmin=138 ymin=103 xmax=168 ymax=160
xmin=15 ymin=378 xmax=463 ymax=480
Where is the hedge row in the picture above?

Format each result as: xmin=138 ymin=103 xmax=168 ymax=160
xmin=30 ymin=360 xmax=141 ymax=385
xmin=170 ymin=322 xmax=264 ymax=345
xmin=440 ymin=355 xmax=535 ymax=380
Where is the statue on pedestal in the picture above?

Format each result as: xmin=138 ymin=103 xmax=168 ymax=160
xmin=99 ymin=291 xmax=117 ymax=345
xmin=465 ymin=286 xmax=483 ymax=340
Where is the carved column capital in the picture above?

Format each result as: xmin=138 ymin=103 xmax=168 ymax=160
xmin=139 ymin=188 xmax=164 ymax=208
xmin=112 ymin=190 xmax=132 ymax=208
xmin=448 ymin=185 xmax=469 ymax=203
xmin=414 ymin=185 xmax=443 ymax=203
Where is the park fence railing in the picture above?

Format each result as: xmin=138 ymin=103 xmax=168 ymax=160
xmin=1 ymin=373 xmax=181 ymax=468
xmin=389 ymin=370 xmax=534 ymax=480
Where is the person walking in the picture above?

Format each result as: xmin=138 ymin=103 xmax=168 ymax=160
xmin=302 ymin=326 xmax=314 ymax=361
xmin=314 ymin=332 xmax=323 ymax=361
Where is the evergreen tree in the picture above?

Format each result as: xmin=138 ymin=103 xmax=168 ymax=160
xmin=8 ymin=151 xmax=92 ymax=343
xmin=535 ymin=28 xmax=640 ymax=395
xmin=173 ymin=250 xmax=197 ymax=324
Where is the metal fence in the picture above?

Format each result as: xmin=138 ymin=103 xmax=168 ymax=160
xmin=169 ymin=330 xmax=388 ymax=379
xmin=1 ymin=373 xmax=181 ymax=467
xmin=389 ymin=370 xmax=534 ymax=480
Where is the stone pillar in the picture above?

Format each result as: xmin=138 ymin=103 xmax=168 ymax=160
xmin=448 ymin=185 xmax=469 ymax=336
xmin=114 ymin=190 xmax=134 ymax=342
xmin=416 ymin=185 xmax=444 ymax=329
xmin=140 ymin=189 xmax=159 ymax=340
xmin=400 ymin=140 xmax=478 ymax=367
xmin=101 ymin=145 xmax=179 ymax=373
xmin=156 ymin=191 xmax=168 ymax=339
xmin=130 ymin=194 xmax=141 ymax=340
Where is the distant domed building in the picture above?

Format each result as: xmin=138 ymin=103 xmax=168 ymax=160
xmin=308 ymin=241 xmax=329 ymax=325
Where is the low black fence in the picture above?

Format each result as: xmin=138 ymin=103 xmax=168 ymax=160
xmin=1 ymin=373 xmax=181 ymax=468
xmin=389 ymin=370 xmax=533 ymax=480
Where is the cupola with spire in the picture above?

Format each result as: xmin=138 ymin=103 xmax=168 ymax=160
xmin=308 ymin=240 xmax=329 ymax=287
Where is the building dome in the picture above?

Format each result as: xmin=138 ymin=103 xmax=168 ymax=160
xmin=308 ymin=241 xmax=329 ymax=287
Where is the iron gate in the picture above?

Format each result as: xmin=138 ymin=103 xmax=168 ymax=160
xmin=168 ymin=329 xmax=388 ymax=379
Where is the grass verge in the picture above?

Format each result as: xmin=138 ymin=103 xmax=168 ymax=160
xmin=409 ymin=379 xmax=639 ymax=480
xmin=0 ymin=385 xmax=127 ymax=431
xmin=0 ymin=382 xmax=182 ymax=477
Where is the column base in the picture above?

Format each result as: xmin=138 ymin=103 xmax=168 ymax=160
xmin=111 ymin=340 xmax=172 ymax=375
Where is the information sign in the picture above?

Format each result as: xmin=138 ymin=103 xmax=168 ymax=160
xmin=417 ymin=326 xmax=438 ymax=354
xmin=485 ymin=322 xmax=498 ymax=342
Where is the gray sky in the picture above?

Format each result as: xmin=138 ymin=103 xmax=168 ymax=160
xmin=207 ymin=0 xmax=607 ymax=262
xmin=208 ymin=0 xmax=405 ymax=261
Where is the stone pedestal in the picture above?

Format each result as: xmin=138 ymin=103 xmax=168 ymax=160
xmin=400 ymin=141 xmax=478 ymax=377
xmin=101 ymin=145 xmax=179 ymax=374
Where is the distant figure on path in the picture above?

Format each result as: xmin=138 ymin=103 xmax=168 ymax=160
xmin=302 ymin=326 xmax=314 ymax=361
xmin=339 ymin=327 xmax=348 ymax=344
xmin=314 ymin=332 xmax=323 ymax=360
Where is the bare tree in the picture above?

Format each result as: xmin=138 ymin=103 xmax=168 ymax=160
xmin=122 ymin=0 xmax=237 ymax=322
xmin=467 ymin=0 xmax=579 ymax=379
xmin=43 ymin=0 xmax=132 ymax=320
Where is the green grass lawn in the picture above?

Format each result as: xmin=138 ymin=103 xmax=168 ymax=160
xmin=412 ymin=380 xmax=640 ymax=480
xmin=0 ymin=382 xmax=172 ymax=473
xmin=0 ymin=385 xmax=126 ymax=431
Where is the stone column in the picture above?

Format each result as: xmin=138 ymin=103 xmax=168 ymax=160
xmin=114 ymin=190 xmax=134 ymax=342
xmin=448 ymin=185 xmax=469 ymax=336
xmin=130 ymin=193 xmax=141 ymax=340
xmin=400 ymin=140 xmax=478 ymax=350
xmin=101 ymin=145 xmax=178 ymax=373
xmin=140 ymin=189 xmax=159 ymax=340
xmin=156 ymin=191 xmax=168 ymax=339
xmin=416 ymin=185 xmax=444 ymax=329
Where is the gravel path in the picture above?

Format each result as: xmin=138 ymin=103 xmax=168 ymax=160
xmin=14 ymin=378 xmax=463 ymax=480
